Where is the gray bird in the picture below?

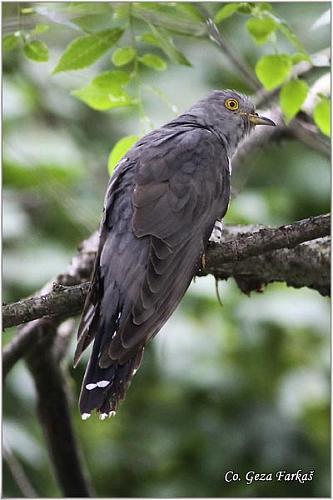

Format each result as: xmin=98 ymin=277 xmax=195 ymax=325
xmin=74 ymin=90 xmax=275 ymax=420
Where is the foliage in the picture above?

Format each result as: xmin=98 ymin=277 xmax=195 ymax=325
xmin=3 ymin=2 xmax=330 ymax=498
xmin=108 ymin=135 xmax=140 ymax=175
xmin=4 ymin=1 xmax=331 ymax=168
xmin=280 ymin=79 xmax=309 ymax=123
xmin=313 ymin=98 xmax=330 ymax=136
xmin=72 ymin=70 xmax=134 ymax=111
xmin=53 ymin=28 xmax=124 ymax=73
xmin=23 ymin=40 xmax=49 ymax=62
xmin=255 ymin=54 xmax=292 ymax=90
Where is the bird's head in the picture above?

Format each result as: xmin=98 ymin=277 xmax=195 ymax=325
xmin=187 ymin=89 xmax=276 ymax=157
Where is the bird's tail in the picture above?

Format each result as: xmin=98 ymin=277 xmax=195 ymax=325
xmin=79 ymin=335 xmax=144 ymax=420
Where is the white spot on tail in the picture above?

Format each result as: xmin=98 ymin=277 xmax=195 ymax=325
xmin=99 ymin=413 xmax=108 ymax=420
xmin=86 ymin=383 xmax=97 ymax=390
xmin=82 ymin=413 xmax=91 ymax=420
xmin=96 ymin=380 xmax=110 ymax=388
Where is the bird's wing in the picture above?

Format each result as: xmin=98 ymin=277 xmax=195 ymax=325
xmin=107 ymin=127 xmax=230 ymax=361
xmin=73 ymin=158 xmax=147 ymax=366
xmin=75 ymin=127 xmax=230 ymax=414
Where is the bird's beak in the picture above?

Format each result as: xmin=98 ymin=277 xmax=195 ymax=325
xmin=248 ymin=113 xmax=276 ymax=126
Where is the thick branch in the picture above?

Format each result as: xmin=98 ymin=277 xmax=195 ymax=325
xmin=3 ymin=236 xmax=97 ymax=497
xmin=209 ymin=213 xmax=330 ymax=262
xmin=3 ymin=283 xmax=89 ymax=330
xmin=3 ymin=214 xmax=330 ymax=331
xmin=202 ymin=234 xmax=330 ymax=297
xmin=3 ymin=233 xmax=98 ymax=377
xmin=25 ymin=324 xmax=93 ymax=497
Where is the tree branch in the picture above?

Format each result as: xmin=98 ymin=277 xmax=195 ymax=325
xmin=25 ymin=323 xmax=94 ymax=497
xmin=3 ymin=214 xmax=330 ymax=332
xmin=197 ymin=3 xmax=261 ymax=91
xmin=3 ymin=283 xmax=90 ymax=330
xmin=3 ymin=236 xmax=97 ymax=497
xmin=202 ymin=234 xmax=330 ymax=297
xmin=3 ymin=233 xmax=98 ymax=378
xmin=209 ymin=213 xmax=330 ymax=262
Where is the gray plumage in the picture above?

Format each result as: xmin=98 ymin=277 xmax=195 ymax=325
xmin=74 ymin=90 xmax=275 ymax=419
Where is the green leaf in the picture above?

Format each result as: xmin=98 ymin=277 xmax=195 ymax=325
xmin=72 ymin=70 xmax=134 ymax=111
xmin=4 ymin=33 xmax=21 ymax=52
xmin=139 ymin=53 xmax=167 ymax=71
xmin=67 ymin=2 xmax=111 ymax=15
xmin=108 ymin=135 xmax=139 ymax=174
xmin=23 ymin=40 xmax=49 ymax=62
xmin=93 ymin=70 xmax=130 ymax=87
xmin=255 ymin=54 xmax=292 ymax=90
xmin=132 ymin=3 xmax=205 ymax=36
xmin=140 ymin=32 xmax=159 ymax=45
xmin=72 ymin=13 xmax=114 ymax=33
xmin=255 ymin=3 xmax=273 ymax=12
xmin=214 ymin=3 xmax=251 ymax=24
xmin=112 ymin=47 xmax=136 ymax=66
xmin=141 ymin=25 xmax=191 ymax=67
xmin=291 ymin=52 xmax=311 ymax=65
xmin=53 ymin=28 xmax=124 ymax=73
xmin=113 ymin=4 xmax=130 ymax=21
xmin=21 ymin=7 xmax=33 ymax=14
xmin=313 ymin=98 xmax=330 ymax=136
xmin=280 ymin=79 xmax=309 ymax=123
xmin=173 ymin=3 xmax=203 ymax=21
xmin=246 ymin=17 xmax=277 ymax=44
xmin=31 ymin=23 xmax=50 ymax=35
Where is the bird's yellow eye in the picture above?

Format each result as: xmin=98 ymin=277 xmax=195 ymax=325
xmin=225 ymin=98 xmax=239 ymax=111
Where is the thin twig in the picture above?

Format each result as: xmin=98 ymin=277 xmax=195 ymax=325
xmin=289 ymin=116 xmax=331 ymax=157
xmin=197 ymin=3 xmax=261 ymax=91
xmin=3 ymin=445 xmax=38 ymax=498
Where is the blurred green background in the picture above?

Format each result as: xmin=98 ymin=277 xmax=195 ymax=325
xmin=3 ymin=2 xmax=330 ymax=497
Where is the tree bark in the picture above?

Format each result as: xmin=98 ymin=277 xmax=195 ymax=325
xmin=2 ymin=214 xmax=330 ymax=332
xmin=26 ymin=322 xmax=94 ymax=497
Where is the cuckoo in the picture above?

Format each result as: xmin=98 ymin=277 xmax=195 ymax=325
xmin=74 ymin=90 xmax=275 ymax=419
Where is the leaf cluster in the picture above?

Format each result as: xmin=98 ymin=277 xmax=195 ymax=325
xmin=214 ymin=2 xmax=330 ymax=131
xmin=3 ymin=2 xmax=330 ymax=174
